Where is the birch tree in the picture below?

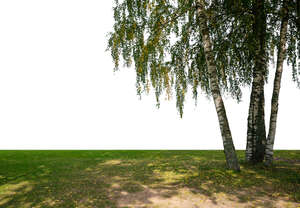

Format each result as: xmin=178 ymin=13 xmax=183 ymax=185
xmin=245 ymin=0 xmax=268 ymax=163
xmin=265 ymin=0 xmax=289 ymax=165
xmin=265 ymin=0 xmax=300 ymax=165
xmin=196 ymin=0 xmax=239 ymax=170
xmin=107 ymin=0 xmax=241 ymax=170
xmin=223 ymin=0 xmax=299 ymax=164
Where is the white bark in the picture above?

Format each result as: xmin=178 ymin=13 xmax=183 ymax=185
xmin=196 ymin=0 xmax=240 ymax=171
xmin=265 ymin=1 xmax=289 ymax=165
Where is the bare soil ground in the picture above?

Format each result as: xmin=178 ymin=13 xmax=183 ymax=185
xmin=117 ymin=186 xmax=299 ymax=208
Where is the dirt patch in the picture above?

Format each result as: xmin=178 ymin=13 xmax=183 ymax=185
xmin=117 ymin=186 xmax=300 ymax=208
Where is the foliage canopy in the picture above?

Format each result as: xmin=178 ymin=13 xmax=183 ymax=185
xmin=107 ymin=0 xmax=299 ymax=117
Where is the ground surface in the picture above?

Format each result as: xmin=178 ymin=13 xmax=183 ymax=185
xmin=0 ymin=150 xmax=299 ymax=208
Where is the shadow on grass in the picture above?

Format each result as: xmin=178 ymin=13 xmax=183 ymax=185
xmin=0 ymin=150 xmax=299 ymax=207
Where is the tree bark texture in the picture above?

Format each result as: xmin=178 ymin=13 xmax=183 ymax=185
xmin=245 ymin=0 xmax=267 ymax=163
xmin=265 ymin=0 xmax=289 ymax=165
xmin=197 ymin=0 xmax=240 ymax=171
xmin=297 ymin=0 xmax=300 ymax=30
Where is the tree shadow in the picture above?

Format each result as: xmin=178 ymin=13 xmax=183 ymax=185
xmin=181 ymin=158 xmax=300 ymax=208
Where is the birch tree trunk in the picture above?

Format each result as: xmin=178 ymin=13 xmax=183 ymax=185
xmin=245 ymin=0 xmax=267 ymax=163
xmin=197 ymin=0 xmax=240 ymax=171
xmin=265 ymin=0 xmax=289 ymax=165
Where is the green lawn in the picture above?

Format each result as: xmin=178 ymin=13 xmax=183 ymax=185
xmin=0 ymin=150 xmax=299 ymax=208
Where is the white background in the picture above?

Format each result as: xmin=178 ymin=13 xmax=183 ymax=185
xmin=0 ymin=0 xmax=299 ymax=149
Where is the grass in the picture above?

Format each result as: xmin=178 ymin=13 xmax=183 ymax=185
xmin=0 ymin=150 xmax=299 ymax=208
